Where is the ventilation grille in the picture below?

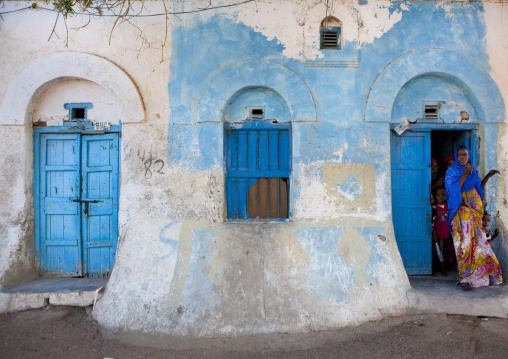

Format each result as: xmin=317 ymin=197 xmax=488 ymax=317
xmin=424 ymin=105 xmax=439 ymax=119
xmin=321 ymin=30 xmax=339 ymax=49
xmin=250 ymin=109 xmax=264 ymax=119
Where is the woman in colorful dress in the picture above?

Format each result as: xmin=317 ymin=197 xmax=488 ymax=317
xmin=445 ymin=146 xmax=502 ymax=291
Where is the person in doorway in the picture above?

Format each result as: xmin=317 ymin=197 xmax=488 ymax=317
xmin=431 ymin=187 xmax=454 ymax=276
xmin=431 ymin=159 xmax=443 ymax=192
xmin=433 ymin=155 xmax=453 ymax=190
xmin=483 ymin=212 xmax=499 ymax=242
xmin=442 ymin=154 xmax=455 ymax=177
xmin=431 ymin=159 xmax=439 ymax=181
xmin=445 ymin=146 xmax=502 ymax=291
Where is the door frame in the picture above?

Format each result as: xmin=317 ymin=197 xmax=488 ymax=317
xmin=389 ymin=123 xmax=479 ymax=275
xmin=33 ymin=123 xmax=121 ymax=277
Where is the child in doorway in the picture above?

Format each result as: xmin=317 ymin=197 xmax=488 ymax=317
xmin=483 ymin=212 xmax=499 ymax=242
xmin=432 ymin=187 xmax=451 ymax=276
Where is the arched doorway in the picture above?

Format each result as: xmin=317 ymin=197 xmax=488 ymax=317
xmin=0 ymin=52 xmax=144 ymax=279
xmin=365 ymin=49 xmax=506 ymax=275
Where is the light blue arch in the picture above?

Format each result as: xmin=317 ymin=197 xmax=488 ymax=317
xmin=197 ymin=60 xmax=316 ymax=123
xmin=364 ymin=49 xmax=506 ymax=123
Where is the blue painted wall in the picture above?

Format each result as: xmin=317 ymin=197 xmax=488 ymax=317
xmin=156 ymin=0 xmax=506 ymax=334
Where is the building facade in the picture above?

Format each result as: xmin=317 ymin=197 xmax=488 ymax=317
xmin=0 ymin=0 xmax=507 ymax=337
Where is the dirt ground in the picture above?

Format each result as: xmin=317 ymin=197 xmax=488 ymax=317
xmin=1 ymin=306 xmax=508 ymax=359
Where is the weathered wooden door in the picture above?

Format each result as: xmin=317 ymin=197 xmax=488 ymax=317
xmin=81 ymin=134 xmax=119 ymax=276
xmin=36 ymin=132 xmax=119 ymax=276
xmin=391 ymin=130 xmax=432 ymax=275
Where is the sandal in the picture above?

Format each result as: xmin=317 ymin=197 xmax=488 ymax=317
xmin=461 ymin=283 xmax=474 ymax=291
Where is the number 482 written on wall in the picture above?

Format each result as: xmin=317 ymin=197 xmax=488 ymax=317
xmin=138 ymin=150 xmax=165 ymax=179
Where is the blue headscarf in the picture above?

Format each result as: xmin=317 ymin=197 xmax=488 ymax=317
xmin=445 ymin=146 xmax=484 ymax=232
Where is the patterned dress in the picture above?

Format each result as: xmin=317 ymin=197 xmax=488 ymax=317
xmin=450 ymin=188 xmax=503 ymax=287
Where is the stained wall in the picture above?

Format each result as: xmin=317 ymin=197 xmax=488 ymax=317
xmin=0 ymin=0 xmax=507 ymax=337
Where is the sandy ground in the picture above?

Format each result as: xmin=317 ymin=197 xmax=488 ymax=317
xmin=1 ymin=306 xmax=508 ymax=359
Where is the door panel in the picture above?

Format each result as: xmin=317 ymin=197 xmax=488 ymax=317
xmin=39 ymin=134 xmax=81 ymax=276
xmin=82 ymin=134 xmax=119 ymax=276
xmin=391 ymin=131 xmax=432 ymax=275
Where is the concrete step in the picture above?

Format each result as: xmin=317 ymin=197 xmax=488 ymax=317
xmin=407 ymin=273 xmax=508 ymax=318
xmin=0 ymin=277 xmax=107 ymax=313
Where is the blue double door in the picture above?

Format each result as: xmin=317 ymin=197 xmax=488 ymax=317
xmin=35 ymin=132 xmax=119 ymax=277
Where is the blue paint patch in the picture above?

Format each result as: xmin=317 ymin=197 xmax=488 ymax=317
xmin=225 ymin=87 xmax=291 ymax=123
xmin=392 ymin=74 xmax=477 ymax=124
xmin=295 ymin=226 xmax=354 ymax=303
xmin=159 ymin=222 xmax=180 ymax=246
xmin=353 ymin=227 xmax=396 ymax=287
xmin=166 ymin=2 xmax=501 ymax=227
xmin=483 ymin=123 xmax=500 ymax=212
xmin=359 ymin=1 xmax=490 ymax=117
xmin=337 ymin=176 xmax=363 ymax=201
xmin=180 ymin=230 xmax=220 ymax=311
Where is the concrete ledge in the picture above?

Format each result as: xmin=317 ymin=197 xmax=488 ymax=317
xmin=0 ymin=292 xmax=47 ymax=313
xmin=407 ymin=290 xmax=508 ymax=318
xmin=0 ymin=288 xmax=104 ymax=313
xmin=0 ymin=278 xmax=106 ymax=313
xmin=407 ymin=275 xmax=508 ymax=319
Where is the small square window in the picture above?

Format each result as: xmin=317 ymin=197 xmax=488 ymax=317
xmin=63 ymin=102 xmax=93 ymax=122
xmin=71 ymin=108 xmax=86 ymax=120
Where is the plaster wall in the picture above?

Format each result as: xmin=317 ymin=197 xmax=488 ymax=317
xmin=0 ymin=0 xmax=507 ymax=337
xmin=32 ymin=79 xmax=122 ymax=126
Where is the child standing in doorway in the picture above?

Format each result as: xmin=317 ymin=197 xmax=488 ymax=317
xmin=432 ymin=187 xmax=450 ymax=276
xmin=483 ymin=212 xmax=499 ymax=242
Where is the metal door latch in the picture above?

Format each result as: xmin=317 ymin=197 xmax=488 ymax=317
xmin=72 ymin=199 xmax=101 ymax=217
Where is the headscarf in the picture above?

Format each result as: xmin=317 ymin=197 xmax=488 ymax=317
xmin=445 ymin=146 xmax=484 ymax=232
xmin=443 ymin=154 xmax=454 ymax=165
xmin=442 ymin=154 xmax=455 ymax=177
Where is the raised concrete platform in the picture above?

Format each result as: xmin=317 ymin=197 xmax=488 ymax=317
xmin=1 ymin=274 xmax=507 ymax=324
xmin=0 ymin=278 xmax=107 ymax=313
xmin=407 ymin=272 xmax=508 ymax=318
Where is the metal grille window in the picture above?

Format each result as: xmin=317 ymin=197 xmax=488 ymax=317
xmin=422 ymin=101 xmax=443 ymax=120
xmin=424 ymin=105 xmax=438 ymax=119
xmin=320 ymin=26 xmax=341 ymax=50
xmin=225 ymin=121 xmax=291 ymax=220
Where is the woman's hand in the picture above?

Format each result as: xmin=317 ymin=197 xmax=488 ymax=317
xmin=459 ymin=164 xmax=474 ymax=188
xmin=463 ymin=164 xmax=474 ymax=176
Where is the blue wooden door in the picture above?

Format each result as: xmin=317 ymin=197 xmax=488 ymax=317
xmin=36 ymin=132 xmax=119 ymax=276
xmin=391 ymin=130 xmax=432 ymax=275
xmin=81 ymin=134 xmax=119 ymax=276
xmin=38 ymin=134 xmax=82 ymax=276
